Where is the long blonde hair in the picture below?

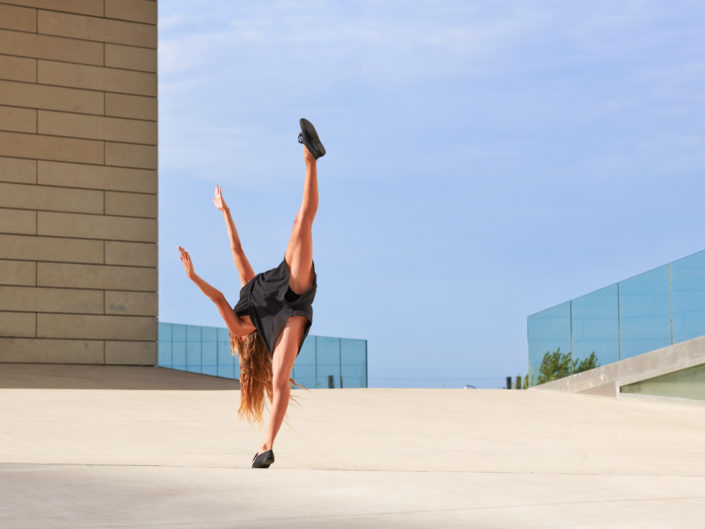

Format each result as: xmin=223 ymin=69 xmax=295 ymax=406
xmin=230 ymin=330 xmax=307 ymax=424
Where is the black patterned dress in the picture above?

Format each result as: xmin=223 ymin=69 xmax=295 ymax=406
xmin=233 ymin=256 xmax=317 ymax=357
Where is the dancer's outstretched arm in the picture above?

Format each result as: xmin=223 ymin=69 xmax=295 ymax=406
xmin=179 ymin=246 xmax=255 ymax=337
xmin=213 ymin=185 xmax=255 ymax=286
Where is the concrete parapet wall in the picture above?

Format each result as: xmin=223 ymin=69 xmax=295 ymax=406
xmin=529 ymin=334 xmax=705 ymax=397
xmin=0 ymin=0 xmax=158 ymax=365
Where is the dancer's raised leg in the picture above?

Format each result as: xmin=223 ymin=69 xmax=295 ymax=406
xmin=285 ymin=144 xmax=318 ymax=294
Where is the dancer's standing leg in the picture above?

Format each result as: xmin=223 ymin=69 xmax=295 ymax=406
xmin=256 ymin=145 xmax=318 ymax=456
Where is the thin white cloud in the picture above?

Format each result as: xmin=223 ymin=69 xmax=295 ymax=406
xmin=158 ymin=0 xmax=705 ymax=189
xmin=158 ymin=2 xmax=546 ymax=81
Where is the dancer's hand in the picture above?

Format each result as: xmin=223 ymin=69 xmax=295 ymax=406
xmin=178 ymin=246 xmax=195 ymax=279
xmin=213 ymin=184 xmax=228 ymax=212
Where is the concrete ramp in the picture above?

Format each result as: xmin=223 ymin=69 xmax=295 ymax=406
xmin=2 ymin=363 xmax=705 ymax=528
xmin=530 ymin=335 xmax=705 ymax=400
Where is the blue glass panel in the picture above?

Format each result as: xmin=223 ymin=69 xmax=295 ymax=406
xmin=157 ymin=322 xmax=172 ymax=367
xmin=527 ymin=301 xmax=571 ymax=384
xmin=217 ymin=327 xmax=236 ymax=379
xmin=292 ymin=336 xmax=316 ymax=389
xmin=361 ymin=340 xmax=368 ymax=387
xmin=572 ymin=284 xmax=618 ymax=368
xmin=159 ymin=320 xmax=365 ymax=388
xmin=672 ymin=250 xmax=705 ymax=343
xmin=171 ymin=323 xmax=187 ymax=371
xmin=619 ymin=265 xmax=671 ymax=359
xmin=201 ymin=326 xmax=218 ymax=376
xmin=341 ymin=339 xmax=367 ymax=388
xmin=316 ymin=336 xmax=340 ymax=388
xmin=186 ymin=325 xmax=202 ymax=373
xmin=158 ymin=321 xmax=171 ymax=342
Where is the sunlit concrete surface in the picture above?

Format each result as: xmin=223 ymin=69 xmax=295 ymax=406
xmin=2 ymin=363 xmax=705 ymax=528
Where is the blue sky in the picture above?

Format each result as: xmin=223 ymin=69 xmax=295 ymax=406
xmin=158 ymin=1 xmax=705 ymax=388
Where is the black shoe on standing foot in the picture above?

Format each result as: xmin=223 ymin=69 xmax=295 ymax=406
xmin=252 ymin=449 xmax=275 ymax=469
xmin=298 ymin=118 xmax=326 ymax=159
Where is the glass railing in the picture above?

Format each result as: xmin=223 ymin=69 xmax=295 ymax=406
xmin=527 ymin=249 xmax=705 ymax=386
xmin=158 ymin=321 xmax=368 ymax=388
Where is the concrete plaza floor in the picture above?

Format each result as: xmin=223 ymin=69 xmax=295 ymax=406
xmin=1 ymin=364 xmax=704 ymax=528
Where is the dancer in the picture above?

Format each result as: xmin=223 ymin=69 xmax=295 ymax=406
xmin=178 ymin=119 xmax=325 ymax=469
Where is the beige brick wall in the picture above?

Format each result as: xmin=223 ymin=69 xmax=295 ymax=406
xmin=0 ymin=0 xmax=158 ymax=365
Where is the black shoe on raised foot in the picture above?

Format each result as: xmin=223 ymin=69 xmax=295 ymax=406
xmin=252 ymin=449 xmax=275 ymax=469
xmin=298 ymin=118 xmax=326 ymax=159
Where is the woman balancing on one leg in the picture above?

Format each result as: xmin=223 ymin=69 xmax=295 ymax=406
xmin=178 ymin=119 xmax=325 ymax=469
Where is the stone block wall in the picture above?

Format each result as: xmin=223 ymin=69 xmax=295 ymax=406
xmin=0 ymin=0 xmax=158 ymax=364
